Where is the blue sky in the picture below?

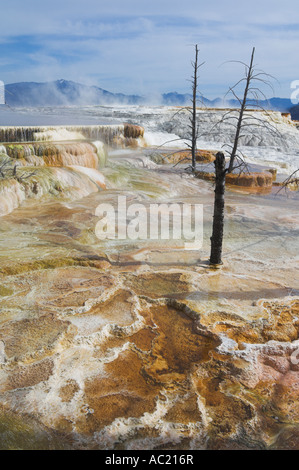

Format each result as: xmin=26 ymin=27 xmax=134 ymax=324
xmin=0 ymin=0 xmax=298 ymax=99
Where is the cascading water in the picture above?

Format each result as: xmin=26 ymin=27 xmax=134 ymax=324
xmin=0 ymin=123 xmax=144 ymax=216
xmin=0 ymin=123 xmax=144 ymax=145
xmin=0 ymin=178 xmax=26 ymax=217
xmin=3 ymin=142 xmax=105 ymax=168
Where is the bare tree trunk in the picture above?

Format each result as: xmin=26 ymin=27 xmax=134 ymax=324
xmin=209 ymin=152 xmax=226 ymax=265
xmin=191 ymin=45 xmax=198 ymax=172
xmin=228 ymin=47 xmax=255 ymax=173
xmin=208 ymin=47 xmax=277 ymax=265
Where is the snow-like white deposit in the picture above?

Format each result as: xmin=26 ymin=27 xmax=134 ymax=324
xmin=139 ymin=107 xmax=299 ymax=175
xmin=2 ymin=105 xmax=299 ymax=174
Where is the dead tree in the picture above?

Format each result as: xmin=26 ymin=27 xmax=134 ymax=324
xmin=228 ymin=47 xmax=255 ymax=173
xmin=191 ymin=45 xmax=199 ymax=172
xmin=0 ymin=158 xmax=36 ymax=183
xmin=167 ymin=45 xmax=204 ymax=171
xmin=209 ymin=47 xmax=280 ymax=265
xmin=209 ymin=152 xmax=226 ymax=265
xmin=187 ymin=45 xmax=206 ymax=172
xmin=0 ymin=159 xmax=10 ymax=178
xmin=147 ymin=45 xmax=205 ymax=170
xmin=277 ymin=169 xmax=299 ymax=193
xmin=216 ymin=47 xmax=280 ymax=174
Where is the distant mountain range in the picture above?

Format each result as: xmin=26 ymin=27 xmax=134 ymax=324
xmin=3 ymin=79 xmax=298 ymax=117
xmin=5 ymin=80 xmax=143 ymax=107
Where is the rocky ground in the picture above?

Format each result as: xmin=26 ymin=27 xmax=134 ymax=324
xmin=0 ymin=150 xmax=298 ymax=449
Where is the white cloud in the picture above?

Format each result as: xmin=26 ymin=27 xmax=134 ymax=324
xmin=0 ymin=0 xmax=298 ymax=98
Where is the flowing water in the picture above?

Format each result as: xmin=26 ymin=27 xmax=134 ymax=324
xmin=0 ymin=106 xmax=298 ymax=450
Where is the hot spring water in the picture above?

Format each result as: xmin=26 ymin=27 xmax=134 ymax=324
xmin=0 ymin=109 xmax=298 ymax=450
xmin=0 ymin=123 xmax=145 ymax=216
